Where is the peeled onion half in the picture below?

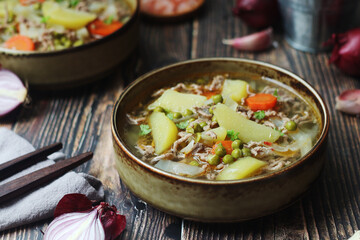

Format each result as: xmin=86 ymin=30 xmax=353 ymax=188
xmin=0 ymin=68 xmax=27 ymax=117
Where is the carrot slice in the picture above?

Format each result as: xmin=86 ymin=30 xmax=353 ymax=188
xmin=19 ymin=0 xmax=44 ymax=6
xmin=245 ymin=93 xmax=277 ymax=111
xmin=211 ymin=141 xmax=233 ymax=155
xmin=88 ymin=19 xmax=123 ymax=36
xmin=202 ymin=91 xmax=218 ymax=99
xmin=4 ymin=35 xmax=35 ymax=51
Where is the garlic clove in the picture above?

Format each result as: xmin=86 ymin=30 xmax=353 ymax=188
xmin=335 ymin=89 xmax=360 ymax=114
xmin=222 ymin=27 xmax=274 ymax=52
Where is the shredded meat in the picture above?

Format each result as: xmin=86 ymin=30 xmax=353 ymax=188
xmin=205 ymin=75 xmax=224 ymax=91
xmin=171 ymin=133 xmax=193 ymax=152
xmin=136 ymin=145 xmax=155 ymax=160
xmin=150 ymin=152 xmax=175 ymax=164
xmin=126 ymin=114 xmax=146 ymax=125
xmin=203 ymin=130 xmax=217 ymax=139
xmin=193 ymin=106 xmax=212 ymax=118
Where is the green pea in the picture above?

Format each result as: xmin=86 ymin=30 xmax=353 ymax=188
xmin=231 ymin=140 xmax=243 ymax=149
xmin=199 ymin=122 xmax=207 ymax=128
xmin=285 ymin=120 xmax=297 ymax=131
xmin=189 ymin=160 xmax=200 ymax=166
xmin=196 ymin=78 xmax=206 ymax=85
xmin=188 ymin=118 xmax=196 ymax=122
xmin=195 ymin=132 xmax=201 ymax=142
xmin=33 ymin=2 xmax=41 ymax=10
xmin=209 ymin=106 xmax=214 ymax=114
xmin=60 ymin=36 xmax=67 ymax=43
xmin=54 ymin=39 xmax=61 ymax=46
xmin=231 ymin=149 xmax=243 ymax=159
xmin=223 ymin=154 xmax=234 ymax=164
xmin=173 ymin=112 xmax=182 ymax=119
xmin=73 ymin=40 xmax=83 ymax=47
xmin=207 ymin=155 xmax=220 ymax=165
xmin=193 ymin=123 xmax=203 ymax=133
xmin=211 ymin=94 xmax=223 ymax=104
xmin=186 ymin=126 xmax=194 ymax=134
xmin=63 ymin=40 xmax=71 ymax=48
xmin=154 ymin=106 xmax=165 ymax=112
xmin=184 ymin=109 xmax=194 ymax=116
xmin=242 ymin=148 xmax=251 ymax=157
xmin=215 ymin=144 xmax=226 ymax=157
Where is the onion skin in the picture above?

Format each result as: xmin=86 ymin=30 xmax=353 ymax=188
xmin=325 ymin=28 xmax=360 ymax=77
xmin=222 ymin=27 xmax=273 ymax=51
xmin=0 ymin=68 xmax=27 ymax=117
xmin=335 ymin=89 xmax=360 ymax=115
xmin=232 ymin=0 xmax=280 ymax=28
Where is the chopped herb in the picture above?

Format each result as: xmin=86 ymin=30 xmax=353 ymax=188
xmin=139 ymin=124 xmax=151 ymax=136
xmin=69 ymin=0 xmax=79 ymax=7
xmin=273 ymin=88 xmax=281 ymax=100
xmin=276 ymin=129 xmax=284 ymax=136
xmin=273 ymin=89 xmax=278 ymax=97
xmin=254 ymin=110 xmax=265 ymax=120
xmin=227 ymin=130 xmax=240 ymax=141
xmin=104 ymin=16 xmax=114 ymax=24
xmin=176 ymin=121 xmax=188 ymax=130
xmin=41 ymin=16 xmax=50 ymax=24
xmin=166 ymin=112 xmax=174 ymax=120
xmin=55 ymin=0 xmax=64 ymax=2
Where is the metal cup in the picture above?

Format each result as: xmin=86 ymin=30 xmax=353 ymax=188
xmin=278 ymin=0 xmax=360 ymax=53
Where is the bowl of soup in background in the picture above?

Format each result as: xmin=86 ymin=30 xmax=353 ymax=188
xmin=111 ymin=58 xmax=329 ymax=222
xmin=0 ymin=0 xmax=139 ymax=90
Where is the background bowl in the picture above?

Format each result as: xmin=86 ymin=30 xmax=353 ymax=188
xmin=0 ymin=0 xmax=139 ymax=90
xmin=111 ymin=58 xmax=329 ymax=222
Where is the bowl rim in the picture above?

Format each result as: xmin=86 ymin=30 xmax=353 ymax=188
xmin=112 ymin=57 xmax=330 ymax=185
xmin=0 ymin=0 xmax=139 ymax=57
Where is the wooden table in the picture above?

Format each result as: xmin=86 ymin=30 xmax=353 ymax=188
xmin=1 ymin=1 xmax=360 ymax=239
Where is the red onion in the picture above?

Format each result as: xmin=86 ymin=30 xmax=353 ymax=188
xmin=222 ymin=27 xmax=273 ymax=51
xmin=232 ymin=0 xmax=280 ymax=28
xmin=0 ymin=68 xmax=27 ymax=117
xmin=325 ymin=28 xmax=360 ymax=77
xmin=335 ymin=89 xmax=360 ymax=115
xmin=44 ymin=194 xmax=126 ymax=240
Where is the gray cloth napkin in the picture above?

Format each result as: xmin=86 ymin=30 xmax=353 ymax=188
xmin=0 ymin=128 xmax=104 ymax=231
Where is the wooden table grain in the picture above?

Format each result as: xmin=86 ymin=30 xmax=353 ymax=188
xmin=1 ymin=1 xmax=360 ymax=239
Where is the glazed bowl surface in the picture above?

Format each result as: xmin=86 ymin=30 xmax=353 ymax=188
xmin=111 ymin=58 xmax=329 ymax=222
xmin=0 ymin=0 xmax=139 ymax=90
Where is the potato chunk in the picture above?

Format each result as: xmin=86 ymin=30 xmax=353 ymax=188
xmin=201 ymin=126 xmax=227 ymax=145
xmin=221 ymin=79 xmax=249 ymax=102
xmin=149 ymin=112 xmax=178 ymax=154
xmin=216 ymin=157 xmax=267 ymax=180
xmin=0 ymin=1 xmax=16 ymax=18
xmin=42 ymin=2 xmax=96 ymax=30
xmin=213 ymin=104 xmax=280 ymax=143
xmin=148 ymin=90 xmax=206 ymax=114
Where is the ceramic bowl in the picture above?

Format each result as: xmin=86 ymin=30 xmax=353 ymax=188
xmin=0 ymin=0 xmax=139 ymax=90
xmin=111 ymin=58 xmax=329 ymax=222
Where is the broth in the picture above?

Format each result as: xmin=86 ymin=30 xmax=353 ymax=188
xmin=126 ymin=74 xmax=320 ymax=180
